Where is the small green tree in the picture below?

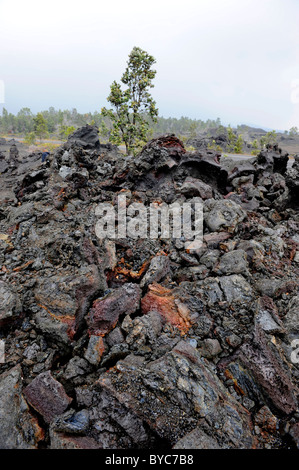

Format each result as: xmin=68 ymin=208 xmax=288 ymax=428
xmin=251 ymin=138 xmax=259 ymax=155
xmin=227 ymin=125 xmax=237 ymax=152
xmin=33 ymin=113 xmax=48 ymax=142
xmin=260 ymin=130 xmax=277 ymax=148
xmin=234 ymin=134 xmax=243 ymax=154
xmin=189 ymin=121 xmax=198 ymax=139
xmin=65 ymin=126 xmax=76 ymax=137
xmin=102 ymin=46 xmax=158 ymax=155
xmin=289 ymin=126 xmax=298 ymax=137
xmin=58 ymin=124 xmax=76 ymax=141
xmin=24 ymin=131 xmax=36 ymax=145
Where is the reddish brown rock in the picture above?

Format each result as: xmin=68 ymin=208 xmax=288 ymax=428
xmin=34 ymin=264 xmax=104 ymax=343
xmin=254 ymin=406 xmax=278 ymax=434
xmin=141 ymin=283 xmax=192 ymax=335
xmin=141 ymin=134 xmax=186 ymax=157
xmin=87 ymin=283 xmax=141 ymax=336
xmin=23 ymin=371 xmax=72 ymax=423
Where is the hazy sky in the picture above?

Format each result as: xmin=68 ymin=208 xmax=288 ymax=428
xmin=0 ymin=0 xmax=299 ymax=130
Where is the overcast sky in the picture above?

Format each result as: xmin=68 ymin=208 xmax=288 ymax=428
xmin=0 ymin=0 xmax=299 ymax=130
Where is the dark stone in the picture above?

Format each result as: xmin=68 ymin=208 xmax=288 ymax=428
xmin=87 ymin=283 xmax=141 ymax=336
xmin=23 ymin=371 xmax=72 ymax=423
xmin=66 ymin=125 xmax=100 ymax=150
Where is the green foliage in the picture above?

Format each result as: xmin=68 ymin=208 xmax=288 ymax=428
xmin=33 ymin=113 xmax=48 ymax=141
xmin=58 ymin=125 xmax=76 ymax=140
xmin=226 ymin=126 xmax=243 ymax=153
xmin=250 ymin=138 xmax=259 ymax=155
xmin=24 ymin=131 xmax=36 ymax=145
xmin=65 ymin=126 xmax=76 ymax=137
xmin=260 ymin=130 xmax=277 ymax=148
xmin=289 ymin=126 xmax=298 ymax=137
xmin=234 ymin=134 xmax=243 ymax=154
xmin=102 ymin=46 xmax=158 ymax=155
xmin=188 ymin=121 xmax=198 ymax=139
xmin=185 ymin=145 xmax=196 ymax=152
xmin=207 ymin=140 xmax=222 ymax=152
xmin=252 ymin=138 xmax=259 ymax=149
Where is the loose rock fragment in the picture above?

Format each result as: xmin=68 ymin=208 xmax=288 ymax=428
xmin=23 ymin=371 xmax=72 ymax=423
xmin=87 ymin=283 xmax=141 ymax=336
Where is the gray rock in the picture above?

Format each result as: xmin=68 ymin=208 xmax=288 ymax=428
xmin=64 ymin=357 xmax=92 ymax=381
xmin=106 ymin=327 xmax=125 ymax=347
xmin=199 ymin=338 xmax=222 ymax=358
xmin=66 ymin=125 xmax=100 ymax=150
xmin=181 ymin=177 xmax=213 ymax=199
xmin=219 ymin=275 xmax=253 ymax=304
xmin=84 ymin=336 xmax=106 ymax=365
xmin=173 ymin=426 xmax=220 ymax=449
xmin=0 ymin=281 xmax=22 ymax=328
xmin=204 ymin=199 xmax=246 ymax=233
xmin=51 ymin=409 xmax=90 ymax=434
xmin=214 ymin=249 xmax=249 ymax=275
xmin=199 ymin=249 xmax=220 ymax=269
xmin=140 ymin=255 xmax=170 ymax=288
xmin=0 ymin=365 xmax=44 ymax=448
xmin=98 ymin=340 xmax=257 ymax=448
xmin=284 ymin=296 xmax=299 ymax=336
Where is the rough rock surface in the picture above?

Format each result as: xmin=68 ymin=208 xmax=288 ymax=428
xmin=0 ymin=130 xmax=298 ymax=449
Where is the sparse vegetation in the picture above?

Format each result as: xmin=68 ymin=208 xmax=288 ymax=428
xmin=33 ymin=113 xmax=48 ymax=142
xmin=260 ymin=130 xmax=277 ymax=148
xmin=101 ymin=47 xmax=158 ymax=155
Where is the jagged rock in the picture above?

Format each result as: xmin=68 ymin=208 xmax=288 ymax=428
xmin=283 ymin=295 xmax=299 ymax=338
xmin=285 ymin=154 xmax=299 ymax=204
xmin=203 ymin=231 xmax=232 ymax=248
xmin=0 ymin=365 xmax=45 ymax=448
xmin=180 ymin=150 xmax=227 ymax=188
xmin=140 ymin=254 xmax=170 ymax=288
xmin=219 ymin=274 xmax=253 ymax=304
xmin=141 ymin=283 xmax=193 ymax=335
xmin=173 ymin=426 xmax=220 ymax=449
xmin=65 ymin=124 xmax=100 ymax=150
xmin=219 ymin=326 xmax=298 ymax=415
xmin=0 ymin=281 xmax=22 ymax=328
xmin=84 ymin=336 xmax=106 ymax=365
xmin=51 ymin=409 xmax=90 ymax=434
xmin=255 ymin=296 xmax=285 ymax=334
xmin=181 ymin=177 xmax=213 ymax=199
xmin=256 ymin=146 xmax=289 ymax=175
xmin=23 ymin=371 xmax=72 ymax=423
xmin=257 ymin=173 xmax=289 ymax=210
xmin=34 ymin=265 xmax=105 ymax=344
xmin=214 ymin=249 xmax=249 ymax=275
xmin=50 ymin=431 xmax=101 ymax=449
xmin=1 ymin=128 xmax=299 ymax=449
xmin=199 ymin=338 xmax=222 ymax=358
xmin=87 ymin=283 xmax=141 ymax=336
xmin=97 ymin=341 xmax=257 ymax=448
xmin=63 ymin=357 xmax=92 ymax=382
xmin=204 ymin=199 xmax=246 ymax=233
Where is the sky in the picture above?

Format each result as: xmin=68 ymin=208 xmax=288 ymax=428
xmin=0 ymin=0 xmax=299 ymax=130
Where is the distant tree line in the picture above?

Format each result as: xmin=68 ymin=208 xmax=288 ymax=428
xmin=0 ymin=106 xmax=291 ymax=156
xmin=0 ymin=106 xmax=224 ymax=142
